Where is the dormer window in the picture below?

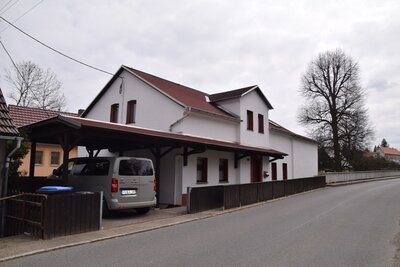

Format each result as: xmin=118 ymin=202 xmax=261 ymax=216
xmin=126 ymin=100 xmax=137 ymax=124
xmin=247 ymin=110 xmax=253 ymax=131
xmin=110 ymin=103 xmax=119 ymax=123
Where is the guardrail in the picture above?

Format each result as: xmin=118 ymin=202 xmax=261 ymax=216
xmin=187 ymin=176 xmax=326 ymax=213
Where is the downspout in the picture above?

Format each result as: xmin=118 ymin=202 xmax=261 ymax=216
xmin=1 ymin=136 xmax=23 ymax=237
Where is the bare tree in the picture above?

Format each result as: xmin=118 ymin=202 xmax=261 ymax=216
xmin=5 ymin=61 xmax=66 ymax=110
xmin=298 ymin=49 xmax=373 ymax=171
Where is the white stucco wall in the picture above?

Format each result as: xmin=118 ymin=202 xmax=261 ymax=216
xmin=85 ymin=70 xmax=184 ymax=132
xmin=175 ymin=112 xmax=238 ymax=142
xmin=239 ymin=91 xmax=270 ymax=147
xmin=216 ymin=98 xmax=240 ymax=116
xmin=269 ymin=129 xmax=318 ymax=179
xmin=293 ymin=139 xmax=318 ymax=178
xmin=180 ymin=150 xmax=238 ymax=193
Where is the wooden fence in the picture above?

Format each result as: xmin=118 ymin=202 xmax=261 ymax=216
xmin=2 ymin=181 xmax=101 ymax=239
xmin=187 ymin=176 xmax=326 ymax=213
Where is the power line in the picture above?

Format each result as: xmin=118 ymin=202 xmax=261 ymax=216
xmin=0 ymin=0 xmax=13 ymax=13
xmin=0 ymin=0 xmax=19 ymax=15
xmin=0 ymin=15 xmax=114 ymax=76
xmin=0 ymin=37 xmax=52 ymax=116
xmin=0 ymin=0 xmax=44 ymax=34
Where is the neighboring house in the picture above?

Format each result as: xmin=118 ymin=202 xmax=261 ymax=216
xmin=80 ymin=66 xmax=318 ymax=206
xmin=376 ymin=147 xmax=400 ymax=164
xmin=0 ymin=89 xmax=19 ymax=196
xmin=8 ymin=105 xmax=78 ymax=176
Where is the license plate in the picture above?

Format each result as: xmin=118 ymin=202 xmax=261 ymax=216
xmin=121 ymin=189 xmax=136 ymax=195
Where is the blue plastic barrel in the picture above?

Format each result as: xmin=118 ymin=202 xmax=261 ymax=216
xmin=36 ymin=186 xmax=73 ymax=194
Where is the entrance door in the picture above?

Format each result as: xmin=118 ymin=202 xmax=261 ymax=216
xmin=251 ymin=155 xmax=263 ymax=182
xmin=271 ymin=162 xmax=277 ymax=181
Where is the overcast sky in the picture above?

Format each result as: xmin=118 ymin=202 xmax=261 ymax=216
xmin=0 ymin=0 xmax=399 ymax=149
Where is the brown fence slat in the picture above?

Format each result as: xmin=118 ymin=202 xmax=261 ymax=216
xmin=187 ymin=176 xmax=326 ymax=213
xmin=223 ymin=185 xmax=240 ymax=210
xmin=240 ymin=183 xmax=258 ymax=206
xmin=188 ymin=186 xmax=224 ymax=213
xmin=258 ymin=182 xmax=273 ymax=202
xmin=272 ymin=180 xmax=285 ymax=198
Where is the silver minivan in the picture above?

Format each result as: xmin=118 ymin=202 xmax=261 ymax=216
xmin=50 ymin=157 xmax=157 ymax=216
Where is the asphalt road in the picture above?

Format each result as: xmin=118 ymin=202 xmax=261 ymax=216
xmin=4 ymin=179 xmax=400 ymax=267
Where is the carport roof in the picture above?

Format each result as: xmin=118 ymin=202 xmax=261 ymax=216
xmin=21 ymin=115 xmax=287 ymax=158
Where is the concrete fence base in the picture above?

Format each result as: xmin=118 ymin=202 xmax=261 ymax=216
xmin=323 ymin=170 xmax=400 ymax=184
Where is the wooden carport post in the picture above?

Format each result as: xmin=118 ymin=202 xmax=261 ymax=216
xmin=29 ymin=141 xmax=37 ymax=178
xmin=152 ymin=146 xmax=161 ymax=207
xmin=57 ymin=132 xmax=80 ymax=184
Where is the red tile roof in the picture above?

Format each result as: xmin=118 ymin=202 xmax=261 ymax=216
xmin=208 ymin=85 xmax=273 ymax=109
xmin=8 ymin=105 xmax=78 ymax=128
xmin=22 ymin=115 xmax=287 ymax=158
xmin=379 ymin=147 xmax=400 ymax=156
xmin=125 ymin=67 xmax=230 ymax=117
xmin=0 ymin=89 xmax=19 ymax=136
xmin=82 ymin=66 xmax=273 ymax=118
xmin=269 ymin=120 xmax=317 ymax=143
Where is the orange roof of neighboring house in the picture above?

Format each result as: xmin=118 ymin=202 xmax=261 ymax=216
xmin=379 ymin=147 xmax=400 ymax=156
xmin=8 ymin=105 xmax=78 ymax=128
xmin=0 ymin=89 xmax=19 ymax=136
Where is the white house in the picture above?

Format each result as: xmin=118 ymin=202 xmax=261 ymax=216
xmin=80 ymin=66 xmax=317 ymax=206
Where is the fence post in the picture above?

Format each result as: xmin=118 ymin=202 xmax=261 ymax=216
xmin=186 ymin=187 xmax=191 ymax=213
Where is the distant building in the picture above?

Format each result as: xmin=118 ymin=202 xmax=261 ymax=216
xmin=376 ymin=147 xmax=400 ymax=164
xmin=8 ymin=105 xmax=78 ymax=176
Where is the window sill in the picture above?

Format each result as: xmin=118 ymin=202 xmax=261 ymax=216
xmin=196 ymin=182 xmax=208 ymax=184
xmin=219 ymin=181 xmax=229 ymax=184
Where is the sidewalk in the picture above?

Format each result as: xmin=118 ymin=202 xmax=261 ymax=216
xmin=0 ymin=206 xmax=222 ymax=262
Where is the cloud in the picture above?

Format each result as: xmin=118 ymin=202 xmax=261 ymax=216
xmin=1 ymin=0 xmax=400 ymax=148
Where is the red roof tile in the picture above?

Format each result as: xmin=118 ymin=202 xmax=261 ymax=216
xmin=8 ymin=105 xmax=78 ymax=128
xmin=22 ymin=115 xmax=287 ymax=158
xmin=379 ymin=147 xmax=400 ymax=156
xmin=269 ymin=120 xmax=317 ymax=143
xmin=0 ymin=89 xmax=19 ymax=136
xmin=125 ymin=67 xmax=230 ymax=117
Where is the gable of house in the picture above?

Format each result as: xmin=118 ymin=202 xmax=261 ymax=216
xmin=82 ymin=66 xmax=274 ymax=144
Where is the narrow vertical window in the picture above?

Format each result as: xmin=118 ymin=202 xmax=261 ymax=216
xmin=282 ymin=163 xmax=288 ymax=180
xmin=196 ymin=157 xmax=208 ymax=183
xmin=50 ymin=151 xmax=60 ymax=165
xmin=35 ymin=151 xmax=43 ymax=165
xmin=219 ymin=159 xmax=228 ymax=182
xmin=271 ymin=162 xmax=277 ymax=181
xmin=258 ymin=113 xmax=264 ymax=133
xmin=126 ymin=100 xmax=137 ymax=124
xmin=110 ymin=103 xmax=119 ymax=123
xmin=247 ymin=110 xmax=253 ymax=131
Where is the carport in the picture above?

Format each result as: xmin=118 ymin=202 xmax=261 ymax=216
xmin=21 ymin=115 xmax=286 ymax=205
